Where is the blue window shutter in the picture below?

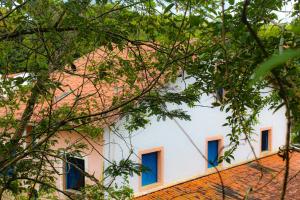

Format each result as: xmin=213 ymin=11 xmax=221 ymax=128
xmin=66 ymin=157 xmax=85 ymax=190
xmin=208 ymin=140 xmax=219 ymax=168
xmin=216 ymin=88 xmax=224 ymax=101
xmin=7 ymin=149 xmax=16 ymax=177
xmin=142 ymin=152 xmax=158 ymax=186
xmin=7 ymin=166 xmax=14 ymax=177
xmin=261 ymin=130 xmax=269 ymax=151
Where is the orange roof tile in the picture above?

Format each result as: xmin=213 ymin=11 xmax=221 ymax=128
xmin=135 ymin=152 xmax=300 ymax=200
xmin=0 ymin=44 xmax=163 ymax=127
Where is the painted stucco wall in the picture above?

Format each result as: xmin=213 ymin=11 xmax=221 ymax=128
xmin=102 ymin=78 xmax=287 ymax=197
xmin=52 ymin=131 xmax=103 ymax=199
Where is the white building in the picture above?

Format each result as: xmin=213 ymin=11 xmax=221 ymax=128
xmin=4 ymin=48 xmax=286 ymax=198
xmin=102 ymin=77 xmax=287 ymax=197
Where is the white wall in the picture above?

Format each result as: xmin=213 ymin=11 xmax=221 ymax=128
xmin=102 ymin=78 xmax=287 ymax=196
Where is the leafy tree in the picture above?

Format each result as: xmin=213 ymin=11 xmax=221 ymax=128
xmin=0 ymin=0 xmax=299 ymax=199
xmin=0 ymin=0 xmax=198 ymax=199
xmin=183 ymin=0 xmax=300 ymax=199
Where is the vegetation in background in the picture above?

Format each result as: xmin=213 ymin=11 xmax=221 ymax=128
xmin=0 ymin=0 xmax=299 ymax=199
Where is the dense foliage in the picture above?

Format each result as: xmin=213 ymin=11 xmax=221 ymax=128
xmin=0 ymin=0 xmax=299 ymax=199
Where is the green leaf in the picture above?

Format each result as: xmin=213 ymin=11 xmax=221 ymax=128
xmin=190 ymin=15 xmax=201 ymax=27
xmin=229 ymin=0 xmax=235 ymax=5
xmin=226 ymin=158 xmax=231 ymax=164
xmin=212 ymin=102 xmax=220 ymax=107
xmin=164 ymin=3 xmax=174 ymax=14
xmin=250 ymin=49 xmax=300 ymax=85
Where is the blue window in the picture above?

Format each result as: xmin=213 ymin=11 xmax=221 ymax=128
xmin=1 ymin=165 xmax=14 ymax=177
xmin=142 ymin=152 xmax=158 ymax=186
xmin=208 ymin=140 xmax=219 ymax=168
xmin=216 ymin=88 xmax=224 ymax=101
xmin=261 ymin=130 xmax=269 ymax=151
xmin=66 ymin=157 xmax=85 ymax=190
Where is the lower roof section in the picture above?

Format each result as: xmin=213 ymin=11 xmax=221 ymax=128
xmin=135 ymin=152 xmax=300 ymax=200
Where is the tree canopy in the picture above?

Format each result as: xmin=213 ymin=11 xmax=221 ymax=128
xmin=0 ymin=0 xmax=299 ymax=199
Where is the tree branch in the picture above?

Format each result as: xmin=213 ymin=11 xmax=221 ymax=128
xmin=241 ymin=1 xmax=292 ymax=199
xmin=0 ymin=0 xmax=30 ymax=22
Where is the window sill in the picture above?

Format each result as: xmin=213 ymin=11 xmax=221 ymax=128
xmin=139 ymin=181 xmax=163 ymax=192
xmin=206 ymin=164 xmax=223 ymax=173
xmin=260 ymin=150 xmax=272 ymax=157
xmin=65 ymin=189 xmax=82 ymax=197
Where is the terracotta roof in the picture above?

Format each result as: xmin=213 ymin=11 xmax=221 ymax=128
xmin=135 ymin=152 xmax=300 ymax=200
xmin=0 ymin=44 xmax=163 ymax=127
